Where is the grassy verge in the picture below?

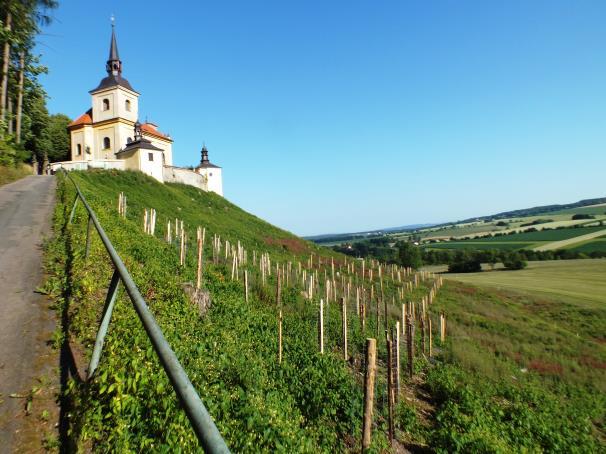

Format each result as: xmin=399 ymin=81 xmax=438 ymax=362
xmin=404 ymin=278 xmax=605 ymax=452
xmin=0 ymin=163 xmax=32 ymax=186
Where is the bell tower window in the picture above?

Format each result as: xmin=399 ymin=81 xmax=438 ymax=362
xmin=102 ymin=99 xmax=110 ymax=111
xmin=76 ymin=144 xmax=82 ymax=155
xmin=125 ymin=99 xmax=131 ymax=111
xmin=103 ymin=137 xmax=111 ymax=150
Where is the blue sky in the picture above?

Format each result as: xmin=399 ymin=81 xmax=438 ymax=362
xmin=38 ymin=1 xmax=606 ymax=236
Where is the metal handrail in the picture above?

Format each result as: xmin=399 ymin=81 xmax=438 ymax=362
xmin=63 ymin=171 xmax=230 ymax=453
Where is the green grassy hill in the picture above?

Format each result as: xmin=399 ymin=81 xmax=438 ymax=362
xmin=46 ymin=170 xmax=394 ymax=452
xmin=44 ymin=170 xmax=605 ymax=452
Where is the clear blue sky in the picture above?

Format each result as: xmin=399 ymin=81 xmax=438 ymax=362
xmin=38 ymin=1 xmax=606 ymax=236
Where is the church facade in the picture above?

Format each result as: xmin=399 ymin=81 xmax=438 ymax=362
xmin=54 ymin=24 xmax=223 ymax=196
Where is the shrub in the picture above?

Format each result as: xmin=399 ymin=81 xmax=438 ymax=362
xmin=448 ymin=259 xmax=482 ymax=273
xmin=572 ymin=214 xmax=595 ymax=220
xmin=502 ymin=253 xmax=527 ymax=270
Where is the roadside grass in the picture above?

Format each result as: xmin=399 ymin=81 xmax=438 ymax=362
xmin=0 ymin=163 xmax=32 ymax=186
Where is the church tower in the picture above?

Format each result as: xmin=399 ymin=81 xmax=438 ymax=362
xmin=86 ymin=22 xmax=140 ymax=158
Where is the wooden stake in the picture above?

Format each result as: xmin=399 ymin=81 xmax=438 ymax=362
xmin=179 ymin=229 xmax=185 ymax=266
xmin=387 ymin=337 xmax=395 ymax=444
xmin=362 ymin=338 xmax=377 ymax=452
xmin=319 ymin=298 xmax=324 ymax=354
xmin=407 ymin=316 xmax=414 ymax=378
xmin=244 ymin=269 xmax=249 ymax=303
xmin=420 ymin=316 xmax=426 ymax=355
xmin=428 ymin=317 xmax=433 ymax=357
xmin=278 ymin=309 xmax=283 ymax=364
xmin=341 ymin=297 xmax=348 ymax=360
xmin=395 ymin=321 xmax=401 ymax=402
xmin=196 ymin=228 xmax=205 ymax=289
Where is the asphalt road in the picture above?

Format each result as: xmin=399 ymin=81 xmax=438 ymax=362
xmin=0 ymin=176 xmax=56 ymax=450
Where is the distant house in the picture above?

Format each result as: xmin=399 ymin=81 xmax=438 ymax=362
xmin=52 ymin=23 xmax=223 ymax=196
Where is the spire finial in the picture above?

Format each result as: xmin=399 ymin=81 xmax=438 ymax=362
xmin=110 ymin=14 xmax=115 ymax=26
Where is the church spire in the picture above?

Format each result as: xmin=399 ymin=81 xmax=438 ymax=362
xmin=201 ymin=144 xmax=209 ymax=164
xmin=106 ymin=18 xmax=122 ymax=76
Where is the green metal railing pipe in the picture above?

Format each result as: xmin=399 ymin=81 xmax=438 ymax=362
xmin=64 ymin=172 xmax=229 ymax=453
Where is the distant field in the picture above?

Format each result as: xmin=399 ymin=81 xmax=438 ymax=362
xmin=424 ymin=241 xmax=537 ymax=251
xmin=422 ymin=226 xmax=606 ymax=252
xmin=568 ymin=238 xmax=606 ymax=253
xmin=440 ymin=259 xmax=606 ymax=308
xmin=548 ymin=203 xmax=606 ymax=216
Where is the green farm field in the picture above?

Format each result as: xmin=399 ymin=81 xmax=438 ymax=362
xmin=423 ymin=225 xmax=606 ymax=252
xmin=568 ymin=237 xmax=606 ymax=253
xmin=439 ymin=259 xmax=606 ymax=308
xmin=424 ymin=241 xmax=537 ymax=251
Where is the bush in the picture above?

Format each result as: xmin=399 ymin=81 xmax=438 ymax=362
xmin=502 ymin=253 xmax=527 ymax=270
xmin=572 ymin=214 xmax=595 ymax=220
xmin=448 ymin=259 xmax=482 ymax=273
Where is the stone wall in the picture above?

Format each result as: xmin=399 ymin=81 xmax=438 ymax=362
xmin=162 ymin=166 xmax=207 ymax=191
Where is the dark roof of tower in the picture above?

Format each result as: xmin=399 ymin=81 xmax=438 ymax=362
xmin=89 ymin=74 xmax=138 ymax=94
xmin=116 ymin=137 xmax=163 ymax=155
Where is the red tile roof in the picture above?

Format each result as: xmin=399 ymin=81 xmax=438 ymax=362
xmin=68 ymin=109 xmax=93 ymax=128
xmin=141 ymin=122 xmax=171 ymax=141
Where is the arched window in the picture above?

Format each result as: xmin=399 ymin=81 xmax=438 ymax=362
xmin=125 ymin=99 xmax=131 ymax=111
xmin=102 ymin=98 xmax=110 ymax=111
xmin=103 ymin=137 xmax=111 ymax=149
xmin=76 ymin=144 xmax=82 ymax=155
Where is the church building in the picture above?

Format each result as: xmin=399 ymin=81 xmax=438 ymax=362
xmin=57 ymin=23 xmax=223 ymax=196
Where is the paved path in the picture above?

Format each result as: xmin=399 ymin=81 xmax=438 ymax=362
xmin=533 ymin=228 xmax=606 ymax=251
xmin=0 ymin=176 xmax=56 ymax=450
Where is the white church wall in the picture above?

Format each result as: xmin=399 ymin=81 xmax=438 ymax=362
xmin=139 ymin=149 xmax=164 ymax=183
xmin=145 ymin=135 xmax=173 ymax=166
xmin=163 ymin=166 xmax=207 ymax=190
xmin=207 ymin=168 xmax=223 ymax=196
xmin=196 ymin=167 xmax=223 ymax=196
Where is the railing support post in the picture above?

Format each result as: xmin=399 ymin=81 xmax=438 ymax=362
xmin=85 ymin=215 xmax=93 ymax=258
xmin=88 ymin=269 xmax=121 ymax=379
xmin=69 ymin=194 xmax=79 ymax=224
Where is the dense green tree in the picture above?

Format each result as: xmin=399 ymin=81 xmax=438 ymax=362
xmin=396 ymin=241 xmax=422 ymax=269
xmin=0 ymin=0 xmax=64 ymax=166
xmin=46 ymin=113 xmax=70 ymax=161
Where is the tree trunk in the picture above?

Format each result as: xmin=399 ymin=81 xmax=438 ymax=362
xmin=15 ymin=50 xmax=24 ymax=143
xmin=7 ymin=97 xmax=12 ymax=134
xmin=1 ymin=11 xmax=12 ymax=137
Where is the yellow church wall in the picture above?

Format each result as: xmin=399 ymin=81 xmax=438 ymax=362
xmin=94 ymin=125 xmax=118 ymax=159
